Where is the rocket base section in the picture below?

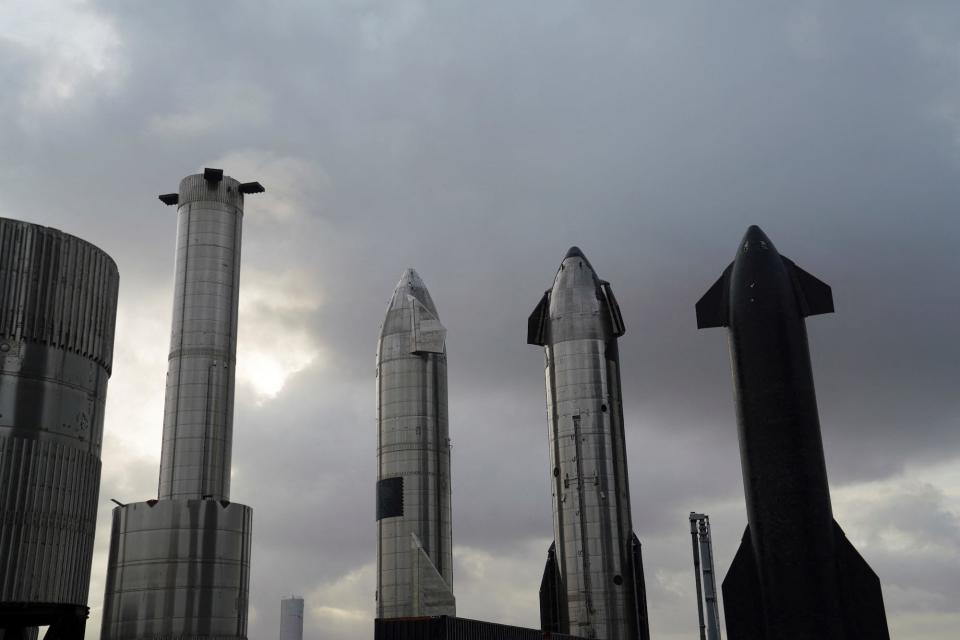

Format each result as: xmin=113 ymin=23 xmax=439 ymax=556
xmin=100 ymin=499 xmax=252 ymax=640
xmin=410 ymin=534 xmax=456 ymax=617
xmin=722 ymin=523 xmax=890 ymax=640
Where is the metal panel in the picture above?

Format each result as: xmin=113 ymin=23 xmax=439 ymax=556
xmin=99 ymin=499 xmax=253 ymax=640
xmin=376 ymin=270 xmax=454 ymax=619
xmin=0 ymin=217 xmax=118 ymax=613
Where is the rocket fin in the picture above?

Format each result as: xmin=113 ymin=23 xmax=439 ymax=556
xmin=409 ymin=295 xmax=446 ymax=354
xmin=783 ymin=257 xmax=834 ymax=317
xmin=409 ymin=533 xmax=456 ymax=617
xmin=833 ymin=520 xmax=890 ymax=639
xmin=630 ymin=533 xmax=652 ymax=640
xmin=721 ymin=526 xmax=766 ymax=640
xmin=600 ymin=281 xmax=626 ymax=337
xmin=696 ymin=265 xmax=732 ymax=329
xmin=528 ymin=291 xmax=550 ymax=346
xmin=539 ymin=542 xmax=569 ymax=634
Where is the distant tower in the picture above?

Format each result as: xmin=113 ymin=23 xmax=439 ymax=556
xmin=0 ymin=218 xmax=119 ymax=639
xmin=280 ymin=597 xmax=304 ymax=640
xmin=376 ymin=269 xmax=455 ymax=618
xmin=100 ymin=169 xmax=264 ymax=640
xmin=689 ymin=513 xmax=721 ymax=640
xmin=529 ymin=247 xmax=651 ymax=640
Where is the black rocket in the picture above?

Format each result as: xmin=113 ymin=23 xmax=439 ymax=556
xmin=696 ymin=226 xmax=889 ymax=639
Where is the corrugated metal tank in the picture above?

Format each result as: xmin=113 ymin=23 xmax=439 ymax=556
xmin=0 ymin=218 xmax=119 ymax=624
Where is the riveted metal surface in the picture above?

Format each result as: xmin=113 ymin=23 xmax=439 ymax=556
xmin=100 ymin=499 xmax=253 ymax=640
xmin=535 ymin=250 xmax=643 ymax=640
xmin=376 ymin=270 xmax=454 ymax=619
xmin=157 ymin=176 xmax=244 ymax=502
xmin=0 ymin=217 xmax=118 ymax=610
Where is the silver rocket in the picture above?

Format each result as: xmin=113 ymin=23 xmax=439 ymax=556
xmin=376 ymin=269 xmax=455 ymax=619
xmin=529 ymin=247 xmax=650 ymax=640
xmin=101 ymin=169 xmax=263 ymax=640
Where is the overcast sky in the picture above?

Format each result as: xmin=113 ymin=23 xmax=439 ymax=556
xmin=2 ymin=1 xmax=959 ymax=639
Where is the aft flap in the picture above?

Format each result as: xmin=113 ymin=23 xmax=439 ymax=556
xmin=784 ymin=257 xmax=834 ymax=317
xmin=539 ymin=541 xmax=569 ymax=634
xmin=834 ymin=521 xmax=891 ymax=639
xmin=696 ymin=265 xmax=732 ymax=329
xmin=630 ymin=533 xmax=652 ymax=640
xmin=721 ymin=526 xmax=765 ymax=640
xmin=528 ymin=291 xmax=550 ymax=346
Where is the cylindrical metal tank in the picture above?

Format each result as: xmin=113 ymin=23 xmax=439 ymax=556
xmin=158 ymin=173 xmax=245 ymax=502
xmin=280 ymin=597 xmax=304 ymax=640
xmin=376 ymin=269 xmax=454 ymax=619
xmin=0 ymin=218 xmax=119 ymax=631
xmin=100 ymin=499 xmax=252 ymax=638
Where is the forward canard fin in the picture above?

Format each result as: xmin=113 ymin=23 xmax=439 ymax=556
xmin=783 ymin=257 xmax=834 ymax=317
xmin=696 ymin=264 xmax=732 ymax=329
xmin=528 ymin=291 xmax=550 ymax=346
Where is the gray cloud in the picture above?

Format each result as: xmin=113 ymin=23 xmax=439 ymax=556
xmin=1 ymin=1 xmax=958 ymax=638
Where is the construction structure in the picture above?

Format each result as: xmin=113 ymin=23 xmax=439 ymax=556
xmin=0 ymin=218 xmax=119 ymax=639
xmin=689 ymin=513 xmax=721 ymax=640
xmin=100 ymin=169 xmax=264 ymax=640
xmin=376 ymin=269 xmax=455 ymax=618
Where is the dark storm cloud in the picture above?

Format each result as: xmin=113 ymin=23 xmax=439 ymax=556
xmin=2 ymin=1 xmax=959 ymax=638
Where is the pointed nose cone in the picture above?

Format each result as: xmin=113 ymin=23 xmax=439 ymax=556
xmin=391 ymin=268 xmax=439 ymax=316
xmin=559 ymin=245 xmax=597 ymax=276
xmin=740 ymin=225 xmax=778 ymax=254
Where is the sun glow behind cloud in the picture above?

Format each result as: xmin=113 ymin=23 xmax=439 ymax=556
xmin=237 ymin=269 xmax=324 ymax=403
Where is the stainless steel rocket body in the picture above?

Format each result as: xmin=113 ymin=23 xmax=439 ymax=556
xmin=376 ymin=270 xmax=455 ymax=619
xmin=0 ymin=218 xmax=118 ymax=631
xmin=101 ymin=171 xmax=260 ymax=640
xmin=158 ymin=174 xmax=243 ymax=501
xmin=529 ymin=248 xmax=647 ymax=640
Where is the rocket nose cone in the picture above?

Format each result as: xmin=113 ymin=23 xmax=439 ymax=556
xmin=560 ymin=245 xmax=596 ymax=274
xmin=391 ymin=268 xmax=439 ymax=316
xmin=741 ymin=225 xmax=777 ymax=253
